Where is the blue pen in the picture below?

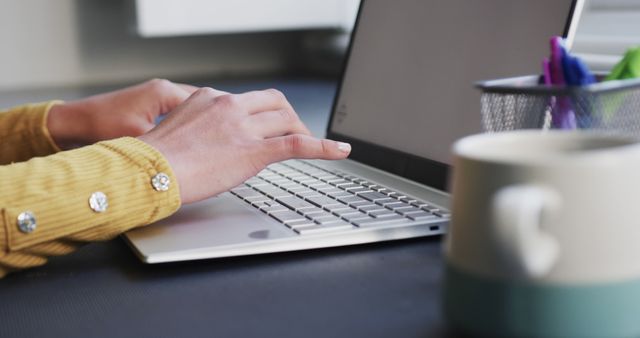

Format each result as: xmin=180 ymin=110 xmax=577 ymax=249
xmin=562 ymin=53 xmax=596 ymax=128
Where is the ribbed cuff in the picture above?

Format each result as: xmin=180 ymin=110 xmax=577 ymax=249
xmin=1 ymin=137 xmax=181 ymax=251
xmin=95 ymin=137 xmax=182 ymax=225
xmin=0 ymin=100 xmax=63 ymax=164
xmin=40 ymin=100 xmax=64 ymax=153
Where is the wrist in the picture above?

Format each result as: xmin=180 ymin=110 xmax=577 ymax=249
xmin=138 ymin=133 xmax=187 ymax=203
xmin=47 ymin=101 xmax=90 ymax=149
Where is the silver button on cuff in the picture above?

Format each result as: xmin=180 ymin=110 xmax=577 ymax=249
xmin=89 ymin=191 xmax=108 ymax=213
xmin=151 ymin=173 xmax=171 ymax=192
xmin=17 ymin=211 xmax=37 ymax=234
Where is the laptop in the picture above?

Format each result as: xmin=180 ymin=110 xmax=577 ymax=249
xmin=124 ymin=0 xmax=585 ymax=263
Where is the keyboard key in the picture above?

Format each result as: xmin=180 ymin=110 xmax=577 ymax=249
xmin=277 ymin=181 xmax=298 ymax=188
xmin=295 ymin=222 xmax=353 ymax=235
xmin=255 ymin=185 xmax=293 ymax=198
xmin=384 ymin=202 xmax=410 ymax=210
xmin=359 ymin=191 xmax=392 ymax=202
xmin=395 ymin=206 xmax=424 ymax=215
xmin=411 ymin=201 xmax=437 ymax=211
xmin=358 ymin=204 xmax=384 ymax=213
xmin=257 ymin=173 xmax=279 ymax=180
xmin=303 ymin=180 xmax=324 ymax=187
xmin=305 ymin=195 xmax=343 ymax=208
xmin=339 ymin=183 xmax=362 ymax=191
xmin=341 ymin=211 xmax=372 ymax=222
xmin=320 ymin=176 xmax=344 ymax=183
xmin=231 ymin=187 xmax=263 ymax=199
xmin=331 ymin=180 xmax=352 ymax=187
xmin=250 ymin=199 xmax=271 ymax=207
xmin=276 ymin=196 xmax=316 ymax=211
xmin=251 ymin=200 xmax=268 ymax=208
xmin=405 ymin=211 xmax=438 ymax=221
xmin=332 ymin=208 xmax=362 ymax=217
xmin=270 ymin=210 xmax=307 ymax=224
xmin=337 ymin=195 xmax=368 ymax=206
xmin=244 ymin=177 xmax=264 ymax=184
xmin=311 ymin=215 xmax=343 ymax=225
xmin=387 ymin=192 xmax=405 ymax=199
xmin=434 ymin=211 xmax=451 ymax=218
xmin=312 ymin=183 xmax=335 ymax=191
xmin=299 ymin=207 xmax=326 ymax=217
xmin=368 ymin=209 xmax=398 ymax=218
xmin=282 ymin=182 xmax=305 ymax=189
xmin=324 ymin=190 xmax=353 ymax=198
xmin=268 ymin=177 xmax=291 ymax=184
xmin=306 ymin=210 xmax=336 ymax=219
xmin=286 ymin=173 xmax=307 ymax=180
xmin=296 ymin=190 xmax=322 ymax=198
xmin=349 ymin=187 xmax=372 ymax=194
xmin=260 ymin=206 xmax=289 ymax=215
xmin=312 ymin=173 xmax=337 ymax=180
xmin=323 ymin=203 xmax=353 ymax=212
xmin=285 ymin=219 xmax=317 ymax=229
xmin=423 ymin=205 xmax=441 ymax=212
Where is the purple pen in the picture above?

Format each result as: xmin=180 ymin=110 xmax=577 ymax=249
xmin=549 ymin=37 xmax=576 ymax=129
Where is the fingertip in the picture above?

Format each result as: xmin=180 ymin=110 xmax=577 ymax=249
xmin=336 ymin=141 xmax=351 ymax=154
xmin=323 ymin=139 xmax=351 ymax=159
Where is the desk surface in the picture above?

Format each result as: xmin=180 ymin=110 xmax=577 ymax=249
xmin=0 ymin=78 xmax=449 ymax=338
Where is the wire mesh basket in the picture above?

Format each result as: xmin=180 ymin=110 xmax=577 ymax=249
xmin=476 ymin=75 xmax=640 ymax=137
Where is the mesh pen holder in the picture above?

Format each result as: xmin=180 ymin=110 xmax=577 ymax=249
xmin=477 ymin=75 xmax=640 ymax=137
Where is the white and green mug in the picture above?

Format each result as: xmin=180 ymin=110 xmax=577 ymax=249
xmin=444 ymin=130 xmax=640 ymax=338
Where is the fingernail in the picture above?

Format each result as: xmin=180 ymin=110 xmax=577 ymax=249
xmin=337 ymin=142 xmax=351 ymax=153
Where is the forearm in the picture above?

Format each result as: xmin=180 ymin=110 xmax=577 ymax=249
xmin=0 ymin=137 xmax=181 ymax=278
xmin=0 ymin=101 xmax=63 ymax=165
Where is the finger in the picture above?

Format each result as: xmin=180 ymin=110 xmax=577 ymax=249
xmin=248 ymin=109 xmax=312 ymax=138
xmin=138 ymin=120 xmax=157 ymax=134
xmin=233 ymin=89 xmax=292 ymax=114
xmin=174 ymin=83 xmax=201 ymax=94
xmin=262 ymin=134 xmax=351 ymax=163
xmin=164 ymin=86 xmax=228 ymax=117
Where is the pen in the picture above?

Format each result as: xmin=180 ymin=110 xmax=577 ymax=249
xmin=548 ymin=37 xmax=576 ymax=129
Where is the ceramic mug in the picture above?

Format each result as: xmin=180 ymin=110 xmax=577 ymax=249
xmin=443 ymin=130 xmax=640 ymax=338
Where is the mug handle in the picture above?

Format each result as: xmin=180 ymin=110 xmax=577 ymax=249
xmin=491 ymin=185 xmax=561 ymax=279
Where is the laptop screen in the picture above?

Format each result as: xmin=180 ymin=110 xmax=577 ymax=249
xmin=329 ymin=0 xmax=583 ymax=169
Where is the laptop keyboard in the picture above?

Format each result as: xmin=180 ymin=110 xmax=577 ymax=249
xmin=230 ymin=160 xmax=449 ymax=235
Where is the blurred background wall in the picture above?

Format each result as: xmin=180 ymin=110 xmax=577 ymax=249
xmin=0 ymin=0 xmax=357 ymax=91
xmin=0 ymin=0 xmax=637 ymax=91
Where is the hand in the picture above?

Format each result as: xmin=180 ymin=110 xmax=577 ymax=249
xmin=138 ymin=88 xmax=352 ymax=204
xmin=47 ymin=79 xmax=197 ymax=149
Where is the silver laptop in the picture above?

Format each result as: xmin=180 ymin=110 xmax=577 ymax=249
xmin=124 ymin=0 xmax=585 ymax=263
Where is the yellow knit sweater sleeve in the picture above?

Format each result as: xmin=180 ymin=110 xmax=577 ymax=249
xmin=0 ymin=101 xmax=63 ymax=165
xmin=0 ymin=104 xmax=181 ymax=278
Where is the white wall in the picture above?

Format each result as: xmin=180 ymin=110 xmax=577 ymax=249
xmin=136 ymin=0 xmax=359 ymax=37
xmin=0 ymin=0 xmax=299 ymax=90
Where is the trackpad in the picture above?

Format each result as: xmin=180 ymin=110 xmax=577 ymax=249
xmin=125 ymin=192 xmax=295 ymax=256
